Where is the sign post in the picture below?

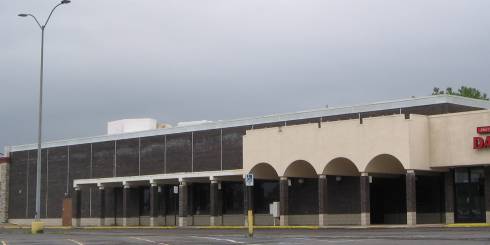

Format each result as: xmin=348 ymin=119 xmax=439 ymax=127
xmin=245 ymin=174 xmax=254 ymax=238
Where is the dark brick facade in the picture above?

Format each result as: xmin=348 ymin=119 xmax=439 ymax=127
xmin=46 ymin=147 xmax=68 ymax=218
xmin=8 ymin=151 xmax=27 ymax=219
xmin=193 ymin=130 xmax=221 ymax=172
xmin=140 ymin=136 xmax=165 ymax=175
xmin=166 ymin=133 xmax=192 ymax=173
xmin=92 ymin=141 xmax=115 ymax=178
xmin=115 ymin=138 xmax=139 ymax=176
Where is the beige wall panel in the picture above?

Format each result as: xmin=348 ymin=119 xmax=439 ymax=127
xmin=408 ymin=115 xmax=431 ymax=170
xmin=429 ymin=110 xmax=490 ymax=167
xmin=245 ymin=110 xmax=490 ymax=174
xmin=243 ymin=128 xmax=282 ymax=173
xmin=356 ymin=115 xmax=410 ymax=171
xmin=244 ymin=115 xmax=420 ymax=176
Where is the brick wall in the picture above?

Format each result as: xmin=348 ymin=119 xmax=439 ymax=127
xmin=0 ymin=157 xmax=9 ymax=223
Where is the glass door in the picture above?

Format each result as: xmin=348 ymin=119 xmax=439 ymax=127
xmin=454 ymin=168 xmax=485 ymax=223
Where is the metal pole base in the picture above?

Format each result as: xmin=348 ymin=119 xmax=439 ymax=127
xmin=31 ymin=221 xmax=44 ymax=234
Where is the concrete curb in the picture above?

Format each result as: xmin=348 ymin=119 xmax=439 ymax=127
xmin=446 ymin=223 xmax=490 ymax=228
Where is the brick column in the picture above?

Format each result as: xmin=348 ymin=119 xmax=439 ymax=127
xmin=73 ymin=186 xmax=81 ymax=227
xmin=0 ymin=158 xmax=10 ymax=223
xmin=149 ymin=183 xmax=158 ymax=226
xmin=279 ymin=177 xmax=289 ymax=226
xmin=485 ymin=167 xmax=490 ymax=224
xmin=444 ymin=171 xmax=454 ymax=224
xmin=318 ymin=175 xmax=327 ymax=226
xmin=178 ymin=181 xmax=188 ymax=227
xmin=98 ymin=185 xmax=105 ymax=226
xmin=122 ymin=183 xmax=131 ymax=226
xmin=360 ymin=173 xmax=370 ymax=226
xmin=406 ymin=170 xmax=416 ymax=225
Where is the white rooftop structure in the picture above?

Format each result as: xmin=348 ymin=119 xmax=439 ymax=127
xmin=107 ymin=118 xmax=158 ymax=135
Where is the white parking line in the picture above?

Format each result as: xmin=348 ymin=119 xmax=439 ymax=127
xmin=1 ymin=240 xmax=7 ymax=245
xmin=66 ymin=239 xmax=84 ymax=245
xmin=129 ymin=236 xmax=169 ymax=245
xmin=190 ymin=236 xmax=244 ymax=244
xmin=130 ymin=237 xmax=157 ymax=243
xmin=294 ymin=237 xmax=364 ymax=243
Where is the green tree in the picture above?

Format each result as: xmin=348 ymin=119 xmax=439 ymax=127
xmin=432 ymin=86 xmax=488 ymax=100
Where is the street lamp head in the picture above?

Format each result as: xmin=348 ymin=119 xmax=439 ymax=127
xmin=18 ymin=13 xmax=28 ymax=17
xmin=61 ymin=0 xmax=71 ymax=4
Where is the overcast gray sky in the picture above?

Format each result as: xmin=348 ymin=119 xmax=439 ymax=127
xmin=1 ymin=0 xmax=490 ymax=151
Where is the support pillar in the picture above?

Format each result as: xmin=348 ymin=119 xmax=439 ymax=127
xmin=160 ymin=185 xmax=167 ymax=225
xmin=0 ymin=158 xmax=10 ymax=223
xmin=485 ymin=167 xmax=490 ymax=223
xmin=98 ymin=185 xmax=105 ymax=226
xmin=178 ymin=181 xmax=188 ymax=227
xmin=210 ymin=179 xmax=221 ymax=226
xmin=318 ymin=175 xmax=327 ymax=226
xmin=73 ymin=186 xmax=81 ymax=227
xmin=122 ymin=183 xmax=131 ymax=226
xmin=406 ymin=170 xmax=416 ymax=225
xmin=444 ymin=171 xmax=454 ymax=224
xmin=150 ymin=183 xmax=158 ymax=226
xmin=279 ymin=176 xmax=289 ymax=226
xmin=243 ymin=182 xmax=253 ymax=226
xmin=360 ymin=173 xmax=370 ymax=226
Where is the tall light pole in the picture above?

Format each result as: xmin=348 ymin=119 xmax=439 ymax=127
xmin=18 ymin=0 xmax=70 ymax=233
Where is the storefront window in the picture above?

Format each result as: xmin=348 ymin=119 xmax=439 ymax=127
xmin=222 ymin=182 xmax=243 ymax=214
xmin=163 ymin=185 xmax=178 ymax=215
xmin=192 ymin=184 xmax=210 ymax=215
xmin=455 ymin=169 xmax=469 ymax=183
xmin=454 ymin=167 xmax=485 ymax=223
xmin=289 ymin=178 xmax=318 ymax=215
xmin=470 ymin=168 xmax=484 ymax=183
xmin=140 ymin=187 xmax=150 ymax=216
xmin=253 ymin=180 xmax=279 ymax=214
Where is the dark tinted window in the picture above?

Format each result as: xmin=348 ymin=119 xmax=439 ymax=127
xmin=191 ymin=183 xmax=210 ymax=215
xmin=253 ymin=180 xmax=279 ymax=214
xmin=222 ymin=182 xmax=243 ymax=214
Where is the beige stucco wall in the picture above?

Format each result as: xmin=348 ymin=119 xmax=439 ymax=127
xmin=429 ymin=110 xmax=490 ymax=167
xmin=244 ymin=114 xmax=432 ymax=177
xmin=243 ymin=110 xmax=490 ymax=176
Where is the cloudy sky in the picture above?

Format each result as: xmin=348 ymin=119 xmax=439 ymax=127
xmin=1 ymin=0 xmax=489 ymax=151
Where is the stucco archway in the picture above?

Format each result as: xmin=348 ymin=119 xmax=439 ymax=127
xmin=249 ymin=162 xmax=279 ymax=179
xmin=323 ymin=157 xmax=360 ymax=176
xmin=364 ymin=154 xmax=405 ymax=174
xmin=283 ymin=160 xmax=317 ymax=178
xmin=365 ymin=154 xmax=407 ymax=225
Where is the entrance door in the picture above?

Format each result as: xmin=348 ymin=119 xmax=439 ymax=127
xmin=62 ymin=197 xmax=72 ymax=226
xmin=370 ymin=174 xmax=407 ymax=224
xmin=454 ymin=168 xmax=485 ymax=223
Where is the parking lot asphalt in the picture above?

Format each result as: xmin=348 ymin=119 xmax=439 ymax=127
xmin=1 ymin=227 xmax=490 ymax=244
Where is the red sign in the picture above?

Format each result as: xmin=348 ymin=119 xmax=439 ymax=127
xmin=477 ymin=126 xmax=490 ymax=134
xmin=474 ymin=136 xmax=490 ymax=149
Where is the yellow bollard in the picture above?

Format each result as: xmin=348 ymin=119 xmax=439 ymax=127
xmin=247 ymin=210 xmax=254 ymax=238
xmin=31 ymin=221 xmax=44 ymax=234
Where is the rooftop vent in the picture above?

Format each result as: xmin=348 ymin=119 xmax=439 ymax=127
xmin=107 ymin=118 xmax=171 ymax=135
